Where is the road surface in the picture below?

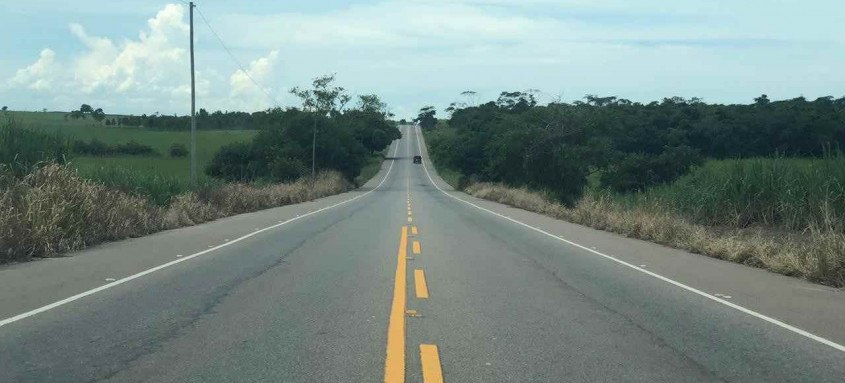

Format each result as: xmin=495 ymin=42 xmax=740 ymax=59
xmin=0 ymin=125 xmax=843 ymax=382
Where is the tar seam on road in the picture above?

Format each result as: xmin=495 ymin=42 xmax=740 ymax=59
xmin=384 ymin=226 xmax=409 ymax=382
xmin=0 ymin=138 xmax=403 ymax=329
xmin=413 ymin=125 xmax=845 ymax=354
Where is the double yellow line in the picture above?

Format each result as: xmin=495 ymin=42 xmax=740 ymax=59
xmin=385 ymin=152 xmax=443 ymax=382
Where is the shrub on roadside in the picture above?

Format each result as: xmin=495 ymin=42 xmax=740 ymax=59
xmin=205 ymin=142 xmax=261 ymax=182
xmin=169 ymin=143 xmax=189 ymax=157
xmin=601 ymin=146 xmax=703 ymax=193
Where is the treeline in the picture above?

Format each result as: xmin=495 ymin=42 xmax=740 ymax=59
xmin=207 ymin=75 xmax=400 ymax=182
xmin=115 ymin=109 xmax=280 ymax=131
xmin=64 ymin=105 xmax=283 ymax=131
xmin=424 ymin=92 xmax=845 ymax=203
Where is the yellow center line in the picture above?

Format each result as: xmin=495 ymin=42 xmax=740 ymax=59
xmin=411 ymin=226 xmax=418 ymax=235
xmin=412 ymin=241 xmax=421 ymax=255
xmin=414 ymin=269 xmax=429 ymax=299
xmin=384 ymin=226 xmax=408 ymax=383
xmin=420 ymin=344 xmax=444 ymax=383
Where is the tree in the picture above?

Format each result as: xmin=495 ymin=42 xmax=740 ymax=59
xmin=460 ymin=90 xmax=477 ymax=107
xmin=496 ymin=91 xmax=537 ymax=112
xmin=79 ymin=104 xmax=93 ymax=114
xmin=290 ymin=74 xmax=353 ymax=177
xmin=415 ymin=106 xmax=437 ymax=130
xmin=291 ymin=73 xmax=350 ymax=116
xmin=92 ymin=108 xmax=106 ymax=122
xmin=357 ymin=94 xmax=388 ymax=115
xmin=754 ymin=94 xmax=770 ymax=105
xmin=1 ymin=106 xmax=7 ymax=112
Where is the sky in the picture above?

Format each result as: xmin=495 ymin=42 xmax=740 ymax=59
xmin=1 ymin=0 xmax=843 ymax=119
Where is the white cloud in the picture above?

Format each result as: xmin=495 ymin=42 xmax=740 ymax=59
xmin=3 ymin=0 xmax=844 ymax=116
xmin=6 ymin=3 xmax=193 ymax=111
xmin=9 ymin=49 xmax=57 ymax=90
xmin=69 ymin=4 xmax=188 ymax=93
xmin=226 ymin=50 xmax=280 ymax=111
xmin=5 ymin=3 xmax=286 ymax=113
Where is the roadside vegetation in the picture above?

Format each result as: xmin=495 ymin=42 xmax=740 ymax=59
xmin=0 ymin=75 xmax=398 ymax=263
xmin=0 ymin=163 xmax=349 ymax=262
xmin=206 ymin=75 xmax=400 ymax=183
xmin=422 ymin=93 xmax=845 ymax=286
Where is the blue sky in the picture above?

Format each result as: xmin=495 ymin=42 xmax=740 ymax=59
xmin=1 ymin=0 xmax=843 ymax=119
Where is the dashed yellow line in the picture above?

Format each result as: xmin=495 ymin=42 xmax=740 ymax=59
xmin=420 ymin=344 xmax=444 ymax=383
xmin=412 ymin=241 xmax=421 ymax=255
xmin=384 ymin=226 xmax=408 ymax=383
xmin=411 ymin=226 xmax=418 ymax=235
xmin=414 ymin=269 xmax=429 ymax=299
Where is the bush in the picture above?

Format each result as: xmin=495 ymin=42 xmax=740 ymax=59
xmin=71 ymin=138 xmax=158 ymax=156
xmin=601 ymin=146 xmax=703 ymax=193
xmin=206 ymin=142 xmax=261 ymax=182
xmin=169 ymin=143 xmax=189 ymax=157
xmin=115 ymin=140 xmax=157 ymax=156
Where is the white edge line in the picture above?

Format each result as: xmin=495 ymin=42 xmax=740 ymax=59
xmin=413 ymin=125 xmax=845 ymax=353
xmin=0 ymin=136 xmax=403 ymax=328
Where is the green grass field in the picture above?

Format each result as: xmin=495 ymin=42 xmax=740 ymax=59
xmin=3 ymin=110 xmax=256 ymax=204
xmin=6 ymin=110 xmax=256 ymax=180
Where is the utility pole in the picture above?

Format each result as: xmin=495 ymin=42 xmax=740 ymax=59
xmin=312 ymin=111 xmax=317 ymax=178
xmin=189 ymin=1 xmax=197 ymax=187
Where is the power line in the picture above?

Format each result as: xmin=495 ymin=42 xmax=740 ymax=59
xmin=192 ymin=4 xmax=281 ymax=107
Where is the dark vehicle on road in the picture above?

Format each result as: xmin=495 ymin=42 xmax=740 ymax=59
xmin=413 ymin=155 xmax=422 ymax=164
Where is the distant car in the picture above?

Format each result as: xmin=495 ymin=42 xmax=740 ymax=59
xmin=413 ymin=155 xmax=422 ymax=164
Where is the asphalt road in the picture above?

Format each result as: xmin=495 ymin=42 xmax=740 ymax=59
xmin=0 ymin=125 xmax=844 ymax=382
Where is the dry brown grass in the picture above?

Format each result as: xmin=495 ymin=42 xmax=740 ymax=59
xmin=465 ymin=182 xmax=845 ymax=287
xmin=0 ymin=164 xmax=352 ymax=263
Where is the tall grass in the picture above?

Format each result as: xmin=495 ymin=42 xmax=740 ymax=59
xmin=0 ymin=164 xmax=352 ymax=263
xmin=466 ymin=182 xmax=845 ymax=286
xmin=640 ymin=155 xmax=845 ymax=232
xmin=77 ymin=164 xmax=196 ymax=206
xmin=0 ymin=119 xmax=68 ymax=176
